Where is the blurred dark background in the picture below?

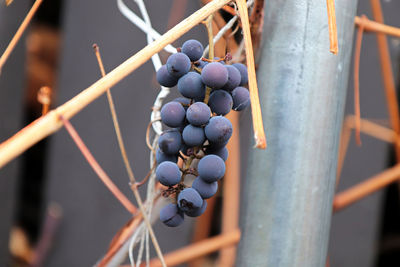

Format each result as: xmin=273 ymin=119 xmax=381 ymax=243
xmin=1 ymin=0 xmax=400 ymax=266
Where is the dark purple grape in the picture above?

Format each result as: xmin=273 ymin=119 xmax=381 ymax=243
xmin=160 ymin=203 xmax=184 ymax=227
xmin=192 ymin=177 xmax=218 ymax=199
xmin=205 ymin=116 xmax=233 ymax=144
xmin=177 ymin=72 xmax=205 ymax=99
xmin=158 ymin=129 xmax=182 ymax=154
xmin=222 ymin=65 xmax=241 ymax=91
xmin=178 ymin=188 xmax=203 ymax=212
xmin=182 ymin=39 xmax=204 ymax=62
xmin=232 ymin=63 xmax=248 ymax=85
xmin=201 ymin=62 xmax=228 ymax=89
xmin=186 ymin=102 xmax=211 ymax=126
xmin=166 ymin=52 xmax=191 ymax=78
xmin=161 ymin=102 xmax=186 ymax=127
xmin=156 ymin=148 xmax=178 ymax=164
xmin=208 ymin=90 xmax=233 ymax=115
xmin=156 ymin=161 xmax=181 ymax=186
xmin=182 ymin=125 xmax=205 ymax=147
xmin=185 ymin=200 xmax=207 ymax=217
xmin=232 ymin=86 xmax=250 ymax=111
xmin=205 ymin=146 xmax=228 ymax=161
xmin=156 ymin=65 xmax=178 ymax=87
xmin=198 ymin=155 xmax=225 ymax=182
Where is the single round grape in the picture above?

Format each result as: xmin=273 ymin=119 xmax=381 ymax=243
xmin=186 ymin=102 xmax=211 ymax=126
xmin=161 ymin=102 xmax=186 ymax=127
xmin=192 ymin=177 xmax=218 ymax=199
xmin=177 ymin=72 xmax=205 ymax=99
xmin=160 ymin=203 xmax=184 ymax=227
xmin=178 ymin=188 xmax=203 ymax=212
xmin=166 ymin=52 xmax=191 ymax=78
xmin=156 ymin=65 xmax=178 ymax=87
xmin=158 ymin=129 xmax=182 ymax=154
xmin=205 ymin=146 xmax=228 ymax=161
xmin=182 ymin=125 xmax=205 ymax=147
xmin=198 ymin=155 xmax=226 ymax=182
xmin=232 ymin=86 xmax=250 ymax=111
xmin=232 ymin=63 xmax=248 ymax=85
xmin=222 ymin=65 xmax=241 ymax=91
xmin=185 ymin=200 xmax=207 ymax=217
xmin=156 ymin=161 xmax=181 ymax=186
xmin=205 ymin=116 xmax=233 ymax=144
xmin=208 ymin=90 xmax=233 ymax=115
xmin=201 ymin=62 xmax=228 ymax=89
xmin=156 ymin=148 xmax=178 ymax=164
xmin=182 ymin=39 xmax=204 ymax=62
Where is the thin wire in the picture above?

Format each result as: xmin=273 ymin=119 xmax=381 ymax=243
xmin=117 ymin=0 xmax=177 ymax=54
xmin=118 ymin=0 xmax=167 ymax=265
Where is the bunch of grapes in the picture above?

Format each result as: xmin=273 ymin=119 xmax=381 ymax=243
xmin=155 ymin=39 xmax=250 ymax=227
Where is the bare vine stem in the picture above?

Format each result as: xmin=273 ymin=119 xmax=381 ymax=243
xmin=93 ymin=44 xmax=136 ymax=185
xmin=59 ymin=115 xmax=137 ymax=214
xmin=0 ymin=0 xmax=44 ymax=73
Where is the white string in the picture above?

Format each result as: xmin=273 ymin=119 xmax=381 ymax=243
xmin=117 ymin=0 xmax=177 ymax=54
xmin=118 ymin=0 xmax=167 ymax=265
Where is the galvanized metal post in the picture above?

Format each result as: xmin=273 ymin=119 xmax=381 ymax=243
xmin=237 ymin=1 xmax=358 ymax=266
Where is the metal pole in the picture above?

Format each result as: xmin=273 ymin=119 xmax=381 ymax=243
xmin=237 ymin=1 xmax=358 ymax=266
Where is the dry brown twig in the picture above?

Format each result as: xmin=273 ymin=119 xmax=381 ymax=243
xmin=326 ymin=0 xmax=338 ymax=54
xmin=236 ymin=0 xmax=266 ymax=149
xmin=353 ymin=15 xmax=367 ymax=145
xmin=354 ymin=15 xmax=400 ymax=38
xmin=125 ymin=229 xmax=241 ymax=267
xmin=37 ymin=86 xmax=52 ymax=116
xmin=59 ymin=115 xmax=137 ymax=214
xmin=0 ymin=0 xmax=44 ymax=72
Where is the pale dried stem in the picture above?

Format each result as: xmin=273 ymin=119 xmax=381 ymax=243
xmin=0 ymin=0 xmax=44 ymax=73
xmin=0 ymin=0 xmax=232 ymax=169
xmin=60 ymin=116 xmax=137 ymax=214
xmin=326 ymin=0 xmax=338 ymax=54
xmin=355 ymin=16 xmax=400 ymax=38
xmin=218 ymin=111 xmax=240 ymax=267
xmin=336 ymin=115 xmax=397 ymax=186
xmin=334 ymin=164 xmax=400 ymax=212
xmin=353 ymin=16 xmax=367 ymax=145
xmin=93 ymin=44 xmax=136 ymax=185
xmin=236 ymin=0 xmax=266 ymax=149
xmin=124 ymin=229 xmax=241 ymax=267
